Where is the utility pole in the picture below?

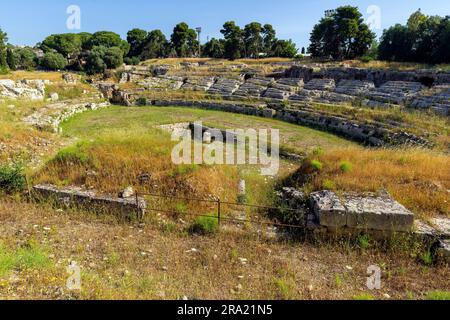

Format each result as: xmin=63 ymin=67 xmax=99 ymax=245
xmin=195 ymin=27 xmax=202 ymax=57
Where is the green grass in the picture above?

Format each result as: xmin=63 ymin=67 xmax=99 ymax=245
xmin=0 ymin=242 xmax=50 ymax=276
xmin=426 ymin=291 xmax=450 ymax=300
xmin=352 ymin=293 xmax=375 ymax=300
xmin=60 ymin=106 xmax=355 ymax=154
xmin=189 ymin=215 xmax=219 ymax=235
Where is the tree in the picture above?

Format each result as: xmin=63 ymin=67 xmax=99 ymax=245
xmin=262 ymin=24 xmax=276 ymax=56
xmin=39 ymin=52 xmax=68 ymax=70
xmin=272 ymin=40 xmax=298 ymax=58
xmin=104 ymin=46 xmax=124 ymax=68
xmin=85 ymin=46 xmax=107 ymax=75
xmin=15 ymin=47 xmax=37 ymax=70
xmin=86 ymin=31 xmax=130 ymax=56
xmin=202 ymin=38 xmax=224 ymax=58
xmin=140 ymin=30 xmax=168 ymax=60
xmin=221 ymin=21 xmax=243 ymax=60
xmin=243 ymin=22 xmax=263 ymax=58
xmin=378 ymin=24 xmax=414 ymax=61
xmin=6 ymin=47 xmax=16 ymax=70
xmin=170 ymin=23 xmax=198 ymax=57
xmin=127 ymin=28 xmax=148 ymax=58
xmin=301 ymin=47 xmax=306 ymax=55
xmin=407 ymin=9 xmax=427 ymax=32
xmin=308 ymin=6 xmax=375 ymax=60
xmin=0 ymin=28 xmax=8 ymax=71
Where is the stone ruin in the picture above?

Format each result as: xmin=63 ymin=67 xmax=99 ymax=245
xmin=33 ymin=184 xmax=146 ymax=220
xmin=0 ymin=79 xmax=48 ymax=100
xmin=278 ymin=187 xmax=450 ymax=262
xmin=115 ymin=64 xmax=450 ymax=116
xmin=23 ymin=100 xmax=110 ymax=132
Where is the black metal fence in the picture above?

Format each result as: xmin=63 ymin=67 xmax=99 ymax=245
xmin=136 ymin=191 xmax=305 ymax=231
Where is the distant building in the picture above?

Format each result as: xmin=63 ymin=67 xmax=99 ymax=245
xmin=324 ymin=9 xmax=336 ymax=18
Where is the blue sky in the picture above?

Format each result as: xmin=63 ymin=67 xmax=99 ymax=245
xmin=1 ymin=0 xmax=449 ymax=48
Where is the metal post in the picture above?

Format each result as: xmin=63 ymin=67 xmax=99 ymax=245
xmin=217 ymin=199 xmax=221 ymax=228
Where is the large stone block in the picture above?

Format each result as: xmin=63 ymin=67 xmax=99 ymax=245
xmin=344 ymin=194 xmax=414 ymax=232
xmin=310 ymin=191 xmax=347 ymax=227
xmin=309 ymin=191 xmax=414 ymax=232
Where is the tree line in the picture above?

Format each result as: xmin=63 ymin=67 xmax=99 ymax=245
xmin=0 ymin=7 xmax=448 ymax=75
xmin=308 ymin=6 xmax=449 ymax=64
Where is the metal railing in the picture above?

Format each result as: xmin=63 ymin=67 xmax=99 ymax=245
xmin=136 ymin=191 xmax=305 ymax=231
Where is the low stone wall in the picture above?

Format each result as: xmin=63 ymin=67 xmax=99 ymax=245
xmin=24 ymin=100 xmax=110 ymax=133
xmin=150 ymin=99 xmax=430 ymax=147
xmin=33 ymin=184 xmax=146 ymax=219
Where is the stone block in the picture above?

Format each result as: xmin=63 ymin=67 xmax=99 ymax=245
xmin=310 ymin=191 xmax=347 ymax=227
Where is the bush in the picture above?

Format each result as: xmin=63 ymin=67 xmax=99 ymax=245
xmin=310 ymin=160 xmax=323 ymax=171
xmin=53 ymin=145 xmax=89 ymax=165
xmin=189 ymin=215 xmax=219 ymax=235
xmin=0 ymin=163 xmax=26 ymax=194
xmin=124 ymin=56 xmax=140 ymax=65
xmin=322 ymin=179 xmax=336 ymax=190
xmin=39 ymin=52 xmax=68 ymax=70
xmin=339 ymin=161 xmax=353 ymax=173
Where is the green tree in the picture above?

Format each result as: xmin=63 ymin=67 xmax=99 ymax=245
xmin=407 ymin=9 xmax=427 ymax=32
xmin=202 ymin=38 xmax=225 ymax=58
xmin=308 ymin=6 xmax=375 ymax=60
xmin=104 ymin=46 xmax=124 ymax=68
xmin=170 ymin=23 xmax=198 ymax=57
xmin=127 ymin=28 xmax=148 ymax=58
xmin=86 ymin=31 xmax=130 ymax=56
xmin=378 ymin=24 xmax=414 ymax=61
xmin=140 ymin=30 xmax=168 ymax=60
xmin=6 ymin=47 xmax=16 ymax=70
xmin=0 ymin=28 xmax=8 ymax=71
xmin=39 ymin=52 xmax=68 ymax=70
xmin=15 ymin=47 xmax=37 ymax=70
xmin=272 ymin=39 xmax=298 ymax=58
xmin=221 ymin=21 xmax=243 ymax=60
xmin=243 ymin=22 xmax=263 ymax=58
xmin=262 ymin=24 xmax=277 ymax=56
xmin=85 ymin=46 xmax=107 ymax=74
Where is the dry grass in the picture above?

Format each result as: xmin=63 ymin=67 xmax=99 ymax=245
xmin=0 ymin=199 xmax=448 ymax=300
xmin=296 ymin=147 xmax=450 ymax=219
xmin=0 ymin=70 xmax=65 ymax=82
xmin=33 ymin=131 xmax=240 ymax=203
xmin=343 ymin=60 xmax=450 ymax=71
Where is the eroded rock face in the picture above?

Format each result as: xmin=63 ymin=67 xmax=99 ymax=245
xmin=0 ymin=79 xmax=47 ymax=100
xmin=309 ymin=191 xmax=415 ymax=232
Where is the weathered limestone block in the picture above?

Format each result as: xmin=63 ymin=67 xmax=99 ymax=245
xmin=272 ymin=78 xmax=304 ymax=92
xmin=263 ymin=88 xmax=292 ymax=100
xmin=335 ymin=80 xmax=375 ymax=95
xmin=409 ymin=85 xmax=450 ymax=116
xmin=0 ymin=79 xmax=46 ymax=100
xmin=366 ymin=81 xmax=425 ymax=105
xmin=310 ymin=191 xmax=347 ymax=228
xmin=138 ymin=76 xmax=184 ymax=90
xmin=181 ymin=77 xmax=216 ymax=91
xmin=309 ymin=191 xmax=414 ymax=232
xmin=344 ymin=194 xmax=414 ymax=232
xmin=208 ymin=78 xmax=243 ymax=96
xmin=304 ymin=79 xmax=336 ymax=91
xmin=63 ymin=73 xmax=79 ymax=84
xmin=33 ymin=184 xmax=146 ymax=218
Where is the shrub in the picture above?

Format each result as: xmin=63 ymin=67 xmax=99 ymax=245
xmin=124 ymin=56 xmax=140 ymax=65
xmin=189 ymin=215 xmax=219 ymax=235
xmin=0 ymin=163 xmax=26 ymax=193
xmin=310 ymin=160 xmax=323 ymax=171
xmin=357 ymin=234 xmax=371 ymax=250
xmin=340 ymin=161 xmax=353 ymax=173
xmin=322 ymin=179 xmax=336 ymax=190
xmin=39 ymin=52 xmax=68 ymax=70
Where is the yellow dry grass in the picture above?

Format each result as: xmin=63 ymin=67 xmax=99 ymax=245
xmin=301 ymin=147 xmax=450 ymax=219
xmin=0 ymin=70 xmax=65 ymax=82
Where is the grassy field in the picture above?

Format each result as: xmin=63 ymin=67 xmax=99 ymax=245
xmin=0 ymin=200 xmax=448 ymax=300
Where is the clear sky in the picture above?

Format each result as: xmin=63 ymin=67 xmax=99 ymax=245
xmin=1 ymin=0 xmax=449 ymax=48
